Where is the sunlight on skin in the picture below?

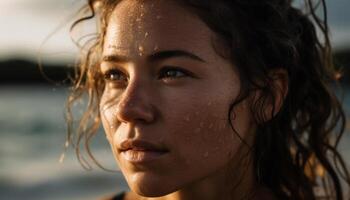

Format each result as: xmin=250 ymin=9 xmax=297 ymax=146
xmin=98 ymin=0 xmax=265 ymax=200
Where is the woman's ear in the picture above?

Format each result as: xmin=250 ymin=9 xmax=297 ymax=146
xmin=252 ymin=69 xmax=289 ymax=123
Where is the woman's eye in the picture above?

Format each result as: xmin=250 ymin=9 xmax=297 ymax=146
xmin=158 ymin=67 xmax=191 ymax=80
xmin=103 ymin=69 xmax=128 ymax=82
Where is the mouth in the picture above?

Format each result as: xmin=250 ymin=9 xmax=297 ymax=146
xmin=118 ymin=139 xmax=169 ymax=163
xmin=121 ymin=149 xmax=168 ymax=163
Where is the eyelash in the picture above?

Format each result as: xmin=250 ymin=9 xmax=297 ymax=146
xmin=103 ymin=69 xmax=128 ymax=83
xmin=158 ymin=66 xmax=191 ymax=79
xmin=103 ymin=66 xmax=192 ymax=83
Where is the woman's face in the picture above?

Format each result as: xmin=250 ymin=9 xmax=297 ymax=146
xmin=100 ymin=0 xmax=255 ymax=197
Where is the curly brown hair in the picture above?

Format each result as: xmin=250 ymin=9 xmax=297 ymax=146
xmin=65 ymin=0 xmax=350 ymax=199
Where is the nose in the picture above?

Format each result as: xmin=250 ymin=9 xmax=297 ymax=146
xmin=116 ymin=80 xmax=156 ymax=124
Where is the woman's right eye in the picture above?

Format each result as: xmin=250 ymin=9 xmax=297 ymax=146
xmin=103 ymin=69 xmax=128 ymax=83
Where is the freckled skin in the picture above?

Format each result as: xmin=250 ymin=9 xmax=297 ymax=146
xmin=99 ymin=0 xmax=257 ymax=199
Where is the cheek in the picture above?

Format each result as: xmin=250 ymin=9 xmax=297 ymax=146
xmin=99 ymin=90 xmax=121 ymax=141
xmin=186 ymin=119 xmax=233 ymax=151
xmin=165 ymin=103 xmax=238 ymax=168
xmin=164 ymin=97 xmax=253 ymax=173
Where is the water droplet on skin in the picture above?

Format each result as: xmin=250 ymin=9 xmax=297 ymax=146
xmin=144 ymin=32 xmax=149 ymax=38
xmin=203 ymin=151 xmax=209 ymax=158
xmin=65 ymin=141 xmax=69 ymax=148
xmin=153 ymin=45 xmax=159 ymax=51
xmin=207 ymin=101 xmax=212 ymax=106
xmin=156 ymin=15 xmax=162 ymax=19
xmin=138 ymin=46 xmax=144 ymax=52
xmin=136 ymin=18 xmax=141 ymax=22
xmin=102 ymin=105 xmax=109 ymax=111
xmin=195 ymin=127 xmax=201 ymax=133
xmin=184 ymin=115 xmax=190 ymax=122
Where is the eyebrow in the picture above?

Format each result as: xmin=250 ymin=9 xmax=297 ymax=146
xmin=102 ymin=54 xmax=129 ymax=63
xmin=102 ymin=50 xmax=206 ymax=63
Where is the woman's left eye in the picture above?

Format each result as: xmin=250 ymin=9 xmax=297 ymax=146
xmin=158 ymin=67 xmax=191 ymax=80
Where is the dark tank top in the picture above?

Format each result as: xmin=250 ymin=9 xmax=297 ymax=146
xmin=111 ymin=192 xmax=125 ymax=200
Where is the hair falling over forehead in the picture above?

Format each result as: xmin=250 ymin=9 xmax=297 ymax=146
xmin=65 ymin=0 xmax=350 ymax=199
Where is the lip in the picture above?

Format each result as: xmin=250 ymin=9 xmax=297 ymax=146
xmin=121 ymin=149 xmax=168 ymax=163
xmin=118 ymin=139 xmax=169 ymax=163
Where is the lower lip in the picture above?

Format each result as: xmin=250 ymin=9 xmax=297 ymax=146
xmin=121 ymin=150 xmax=168 ymax=163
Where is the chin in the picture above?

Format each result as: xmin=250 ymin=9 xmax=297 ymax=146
xmin=126 ymin=172 xmax=179 ymax=197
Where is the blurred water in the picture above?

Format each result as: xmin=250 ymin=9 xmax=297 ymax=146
xmin=0 ymin=85 xmax=349 ymax=200
xmin=0 ymin=86 xmax=128 ymax=200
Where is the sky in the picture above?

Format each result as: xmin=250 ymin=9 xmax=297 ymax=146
xmin=0 ymin=0 xmax=349 ymax=63
xmin=0 ymin=0 xmax=83 ymax=63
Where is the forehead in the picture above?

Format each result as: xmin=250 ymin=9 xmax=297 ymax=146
xmin=103 ymin=0 xmax=217 ymax=59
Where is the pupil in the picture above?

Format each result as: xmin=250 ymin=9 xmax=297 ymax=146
xmin=111 ymin=74 xmax=119 ymax=80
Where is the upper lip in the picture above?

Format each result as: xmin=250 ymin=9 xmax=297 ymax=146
xmin=118 ymin=139 xmax=168 ymax=152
